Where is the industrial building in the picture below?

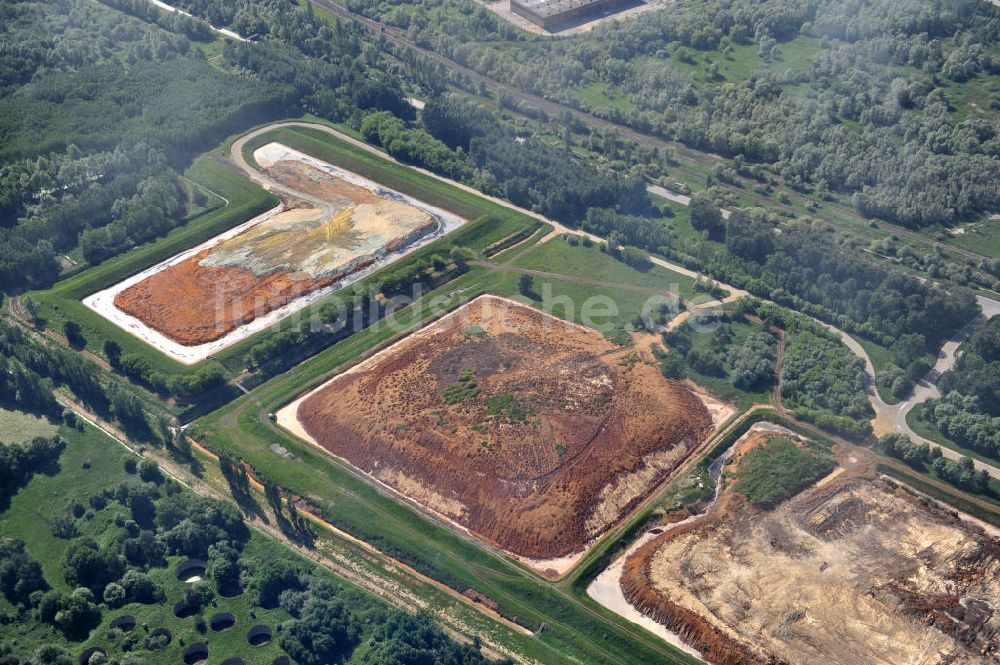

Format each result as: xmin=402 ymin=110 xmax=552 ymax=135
xmin=509 ymin=0 xmax=634 ymax=30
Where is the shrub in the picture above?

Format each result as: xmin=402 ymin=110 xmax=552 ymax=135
xmin=734 ymin=436 xmax=835 ymax=508
xmin=103 ymin=583 xmax=126 ymax=608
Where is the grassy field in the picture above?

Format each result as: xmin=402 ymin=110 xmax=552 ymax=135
xmin=940 ymin=71 xmax=1000 ymax=125
xmin=25 ymin=121 xmax=543 ymax=417
xmin=512 ymin=236 xmax=698 ymax=299
xmin=0 ymin=407 xmax=59 ymax=444
xmin=648 ymin=195 xmax=702 ymax=242
xmin=574 ymin=81 xmax=635 ymax=113
xmin=493 ymin=268 xmax=664 ymax=334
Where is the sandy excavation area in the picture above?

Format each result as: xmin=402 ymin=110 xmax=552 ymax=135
xmin=278 ymin=295 xmax=720 ymax=574
xmin=619 ymin=434 xmax=1000 ymax=665
xmin=84 ymin=143 xmax=463 ymax=363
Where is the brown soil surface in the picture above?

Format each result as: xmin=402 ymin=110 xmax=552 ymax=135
xmin=296 ymin=296 xmax=715 ymax=560
xmin=621 ymin=451 xmax=1000 ymax=665
xmin=114 ymin=152 xmax=436 ymax=346
xmin=114 ymin=248 xmax=337 ymax=347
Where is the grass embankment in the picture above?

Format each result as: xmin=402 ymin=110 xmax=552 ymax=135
xmin=195 ymin=268 xmax=703 ymax=664
xmin=28 ymin=157 xmax=277 ymax=380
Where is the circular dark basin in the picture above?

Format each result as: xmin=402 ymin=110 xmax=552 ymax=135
xmin=220 ymin=659 xmax=245 ymax=665
xmin=173 ymin=601 xmax=196 ymax=618
xmin=109 ymin=615 xmax=136 ymax=632
xmin=144 ymin=628 xmax=172 ymax=650
xmin=80 ymin=647 xmax=106 ymax=665
xmin=217 ymin=580 xmax=243 ymax=598
xmin=209 ymin=612 xmax=236 ymax=632
xmin=247 ymin=624 xmax=273 ymax=647
xmin=175 ymin=559 xmax=207 ymax=582
xmin=182 ymin=643 xmax=209 ymax=665
xmin=272 ymin=657 xmax=290 ymax=665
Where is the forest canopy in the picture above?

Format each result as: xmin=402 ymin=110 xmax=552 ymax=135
xmin=347 ymin=0 xmax=1000 ymax=227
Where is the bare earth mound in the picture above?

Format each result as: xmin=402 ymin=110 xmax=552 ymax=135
xmin=621 ymin=462 xmax=1000 ymax=665
xmin=114 ymin=143 xmax=437 ymax=346
xmin=292 ymin=295 xmax=715 ymax=562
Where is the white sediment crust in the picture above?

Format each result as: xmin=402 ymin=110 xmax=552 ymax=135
xmin=83 ymin=144 xmax=466 ymax=365
xmin=587 ymin=528 xmax=704 ymax=660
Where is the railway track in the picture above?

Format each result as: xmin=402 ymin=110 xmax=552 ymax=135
xmin=309 ymin=0 xmax=992 ymax=265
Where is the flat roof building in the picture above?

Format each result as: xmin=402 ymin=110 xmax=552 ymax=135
xmin=510 ymin=0 xmax=633 ymax=30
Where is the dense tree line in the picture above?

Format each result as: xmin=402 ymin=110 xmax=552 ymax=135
xmin=779 ymin=321 xmax=873 ymax=440
xmin=363 ymin=0 xmax=1000 ymax=227
xmin=411 ymin=94 xmax=647 ymax=223
xmin=467 ymin=132 xmax=643 ymax=225
xmin=923 ymin=393 xmax=1000 ymax=463
xmin=0 ymin=321 xmax=181 ymax=441
xmin=878 ymin=433 xmax=990 ymax=494
xmin=276 ymin=577 xmax=508 ymax=665
xmin=107 ymin=342 xmax=226 ymax=398
xmin=581 ymin=203 xmax=979 ymax=350
xmin=0 ymin=321 xmax=107 ymax=414
xmin=0 ymin=0 xmax=289 ymax=291
xmin=729 ymin=331 xmax=777 ymax=390
xmin=0 ymin=6 xmax=288 ymax=162
xmin=208 ymin=0 xmax=413 ymax=122
xmin=919 ymin=318 xmax=1000 ymax=461
xmin=362 ymin=111 xmax=473 ymax=181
